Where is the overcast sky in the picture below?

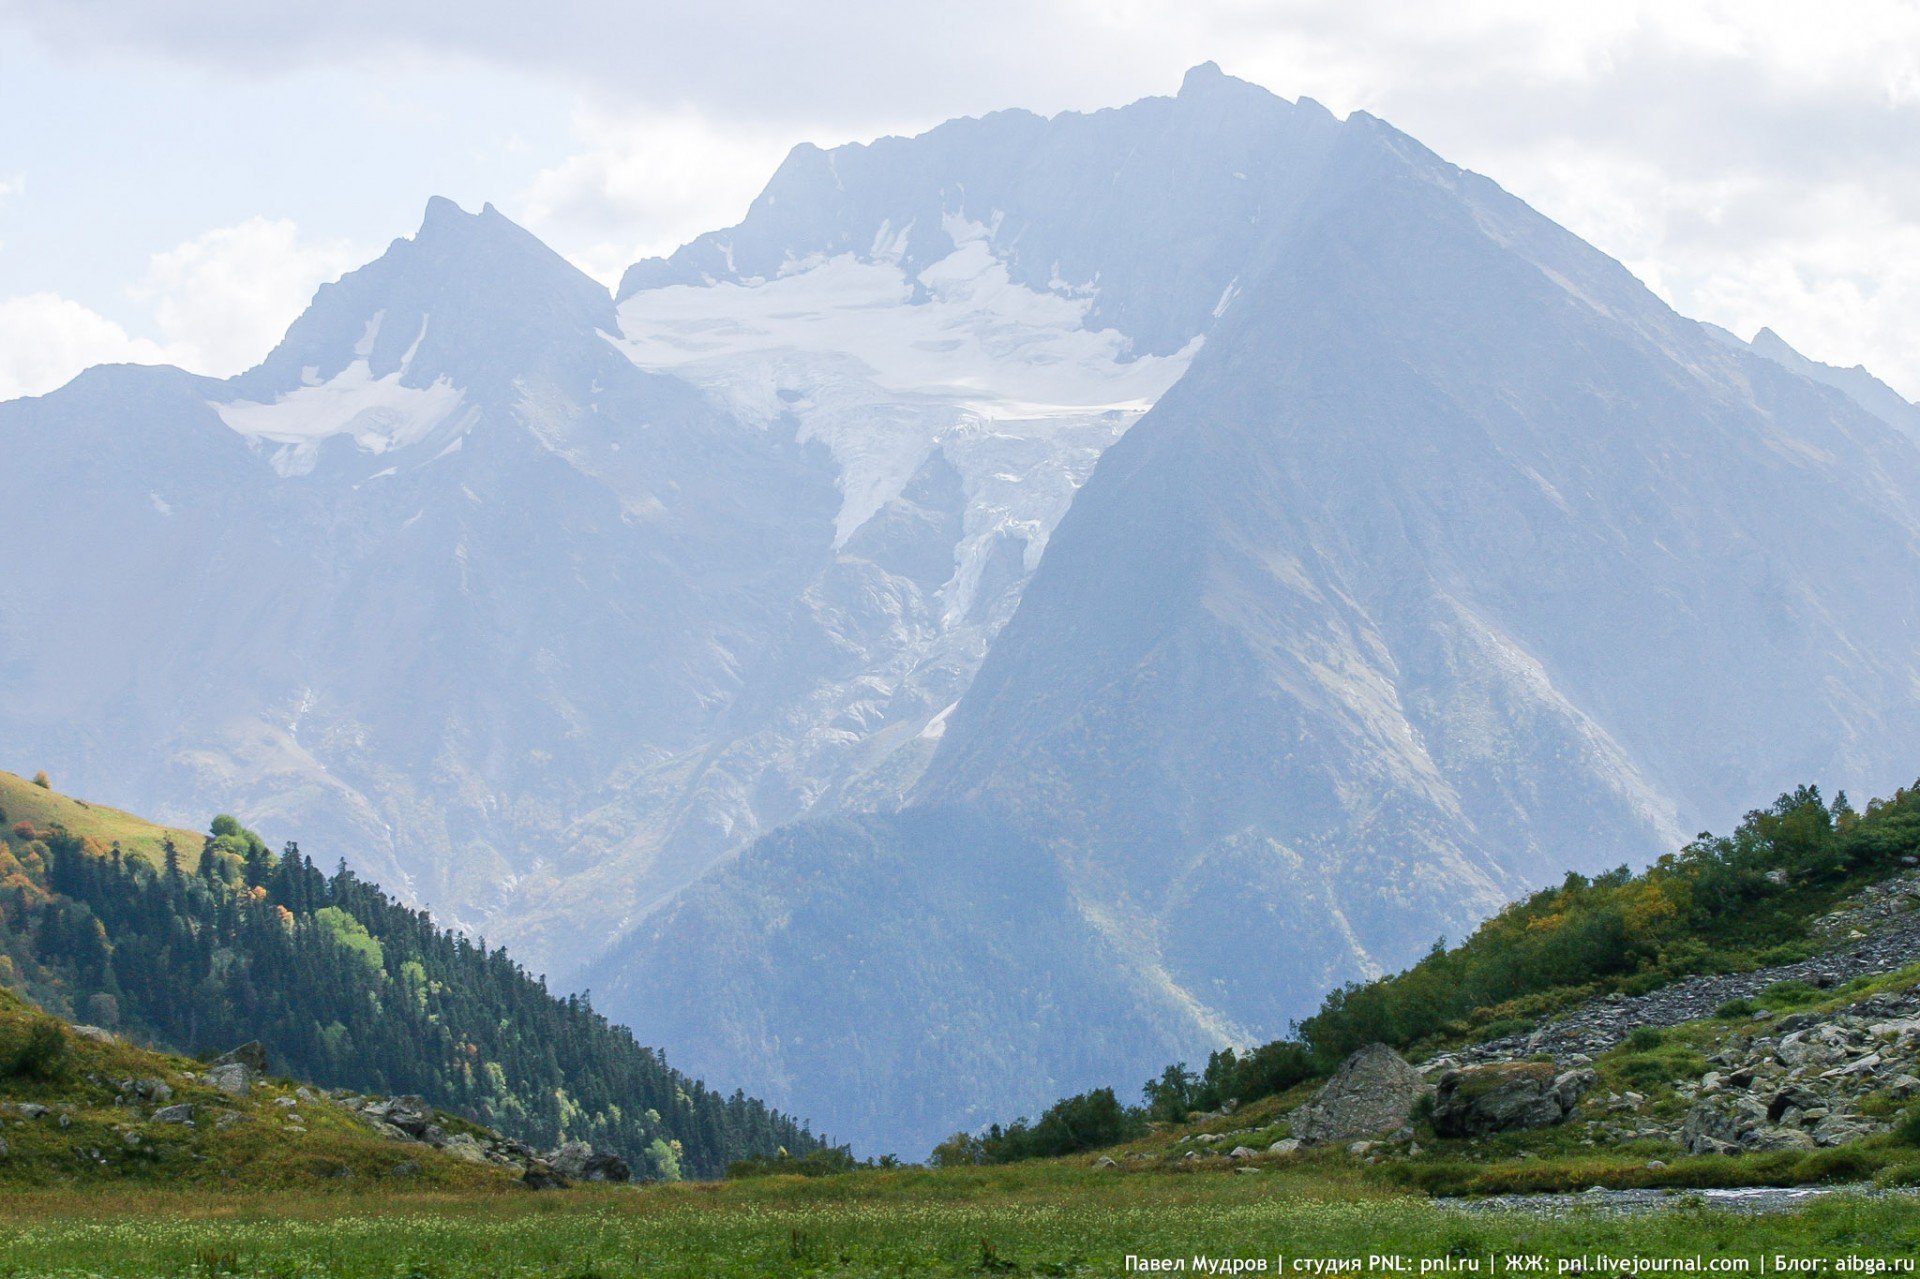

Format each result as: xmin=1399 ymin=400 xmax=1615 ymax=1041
xmin=3 ymin=0 xmax=1918 ymax=401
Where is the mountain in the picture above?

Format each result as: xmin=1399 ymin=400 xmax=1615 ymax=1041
xmin=0 ymin=770 xmax=822 ymax=1177
xmin=0 ymin=197 xmax=842 ymax=963
xmin=7 ymin=65 xmax=1920 ymax=1158
xmin=1705 ymin=323 xmax=1920 ymax=444
xmin=591 ymin=72 xmax=1920 ymax=1152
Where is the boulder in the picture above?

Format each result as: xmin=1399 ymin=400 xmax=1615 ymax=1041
xmin=547 ymin=1139 xmax=630 ymax=1183
xmin=1268 ymin=1138 xmax=1301 ymax=1155
xmin=1431 ymin=1064 xmax=1594 ymax=1137
xmin=367 ymin=1095 xmax=435 ymax=1137
xmin=1289 ymin=1044 xmax=1427 ymax=1144
xmin=1681 ymin=1096 xmax=1816 ymax=1154
xmin=207 ymin=1063 xmax=253 ymax=1097
xmin=152 ymin=1104 xmax=195 ymax=1125
xmin=439 ymin=1134 xmax=493 ymax=1165
xmin=522 ymin=1161 xmax=569 ymax=1190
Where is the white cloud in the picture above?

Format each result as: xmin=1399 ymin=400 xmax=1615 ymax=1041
xmin=130 ymin=216 xmax=361 ymax=377
xmin=6 ymin=0 xmax=1920 ymax=396
xmin=0 ymin=292 xmax=167 ymax=400
xmin=0 ymin=217 xmax=362 ymax=401
xmin=517 ymin=107 xmax=790 ymax=285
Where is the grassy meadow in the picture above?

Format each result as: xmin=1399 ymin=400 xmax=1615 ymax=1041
xmin=0 ymin=1166 xmax=1917 ymax=1278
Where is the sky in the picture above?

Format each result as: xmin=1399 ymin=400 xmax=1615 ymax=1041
xmin=2 ymin=0 xmax=1918 ymax=402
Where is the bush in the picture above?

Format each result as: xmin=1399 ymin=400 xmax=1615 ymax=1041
xmin=1892 ymin=1105 xmax=1920 ymax=1148
xmin=1474 ymin=1017 xmax=1534 ymax=1042
xmin=30 ymin=772 xmax=49 ymax=790
xmin=3 ymin=1018 xmax=68 ymax=1081
xmin=1714 ymin=998 xmax=1758 ymax=1019
xmin=1623 ymin=1026 xmax=1664 ymax=1052
xmin=1761 ymin=979 xmax=1821 ymax=1008
xmin=1612 ymin=1046 xmax=1707 ymax=1090
xmin=726 ymin=1147 xmax=859 ymax=1179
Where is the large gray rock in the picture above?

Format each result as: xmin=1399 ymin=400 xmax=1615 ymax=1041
xmin=1432 ymin=1064 xmax=1595 ymax=1138
xmin=1289 ymin=1044 xmax=1427 ymax=1144
xmin=1682 ymin=1096 xmax=1817 ymax=1154
xmin=206 ymin=1063 xmax=254 ymax=1097
xmin=546 ymin=1138 xmax=631 ymax=1183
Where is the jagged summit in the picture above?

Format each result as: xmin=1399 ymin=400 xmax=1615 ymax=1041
xmin=232 ymin=196 xmax=616 ymax=407
xmin=614 ymin=66 xmax=1346 ymax=357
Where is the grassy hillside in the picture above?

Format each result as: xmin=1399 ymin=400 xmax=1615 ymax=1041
xmin=0 ymin=986 xmax=511 ymax=1190
xmin=0 ymin=773 xmax=825 ymax=1179
xmin=0 ymin=770 xmax=201 ymax=869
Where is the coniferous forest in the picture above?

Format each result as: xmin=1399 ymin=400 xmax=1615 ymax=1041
xmin=0 ymin=805 xmax=824 ymax=1179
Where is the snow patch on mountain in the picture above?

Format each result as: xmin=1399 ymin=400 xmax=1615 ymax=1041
xmin=213 ymin=316 xmax=473 ymax=477
xmin=612 ymin=223 xmax=1197 ymax=558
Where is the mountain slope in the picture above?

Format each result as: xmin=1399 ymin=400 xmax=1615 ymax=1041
xmin=0 ymin=200 xmax=842 ymax=963
xmin=0 ymin=771 xmax=822 ymax=1178
xmin=595 ymin=82 xmax=1920 ymax=1154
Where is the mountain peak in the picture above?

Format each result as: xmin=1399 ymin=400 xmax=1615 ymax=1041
xmin=1179 ymin=61 xmax=1228 ymax=93
xmin=233 ymin=198 xmax=617 ymax=403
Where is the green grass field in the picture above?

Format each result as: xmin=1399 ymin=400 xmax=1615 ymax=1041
xmin=0 ymin=1168 xmax=1915 ymax=1278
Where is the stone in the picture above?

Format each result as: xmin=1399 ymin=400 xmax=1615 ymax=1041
xmin=1811 ymin=1115 xmax=1880 ymax=1147
xmin=206 ymin=1063 xmax=253 ymax=1098
xmin=1288 ymin=1044 xmax=1428 ymax=1145
xmin=1228 ymin=1146 xmax=1257 ymax=1159
xmin=71 ymin=1025 xmax=117 ymax=1045
xmin=541 ymin=1136 xmax=629 ymax=1182
xmin=152 ymin=1104 xmax=195 ymax=1125
xmin=1091 ymin=1155 xmax=1118 ymax=1169
xmin=439 ymin=1134 xmax=493 ymax=1165
xmin=388 ymin=1160 xmax=422 ymax=1178
xmin=1431 ymin=1064 xmax=1594 ymax=1137
xmin=521 ymin=1162 xmax=569 ymax=1190
xmin=1268 ymin=1138 xmax=1301 ymax=1155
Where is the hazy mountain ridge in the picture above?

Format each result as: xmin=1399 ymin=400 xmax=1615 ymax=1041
xmin=6 ymin=66 xmax=1920 ymax=1156
xmin=595 ymin=83 xmax=1920 ymax=1154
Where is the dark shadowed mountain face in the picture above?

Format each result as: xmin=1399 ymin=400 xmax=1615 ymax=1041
xmin=7 ymin=67 xmax=1920 ymax=1158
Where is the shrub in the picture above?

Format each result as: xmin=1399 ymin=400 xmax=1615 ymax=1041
xmin=1761 ymin=979 xmax=1821 ymax=1008
xmin=3 ymin=1017 xmax=68 ymax=1081
xmin=726 ymin=1147 xmax=859 ymax=1179
xmin=1892 ymin=1105 xmax=1920 ymax=1148
xmin=1612 ymin=1045 xmax=1707 ymax=1090
xmin=1474 ymin=1017 xmax=1534 ymax=1042
xmin=30 ymin=772 xmax=49 ymax=790
xmin=1714 ymin=998 xmax=1758 ymax=1019
xmin=1623 ymin=1026 xmax=1664 ymax=1052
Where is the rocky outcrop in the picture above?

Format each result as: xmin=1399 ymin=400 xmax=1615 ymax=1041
xmin=1432 ymin=1063 xmax=1595 ymax=1137
xmin=337 ymin=1093 xmax=631 ymax=1187
xmin=1290 ymin=1044 xmax=1428 ymax=1144
xmin=1454 ymin=872 xmax=1920 ymax=1068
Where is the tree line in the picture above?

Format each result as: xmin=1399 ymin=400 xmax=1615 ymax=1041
xmin=0 ymin=810 xmax=825 ymax=1179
